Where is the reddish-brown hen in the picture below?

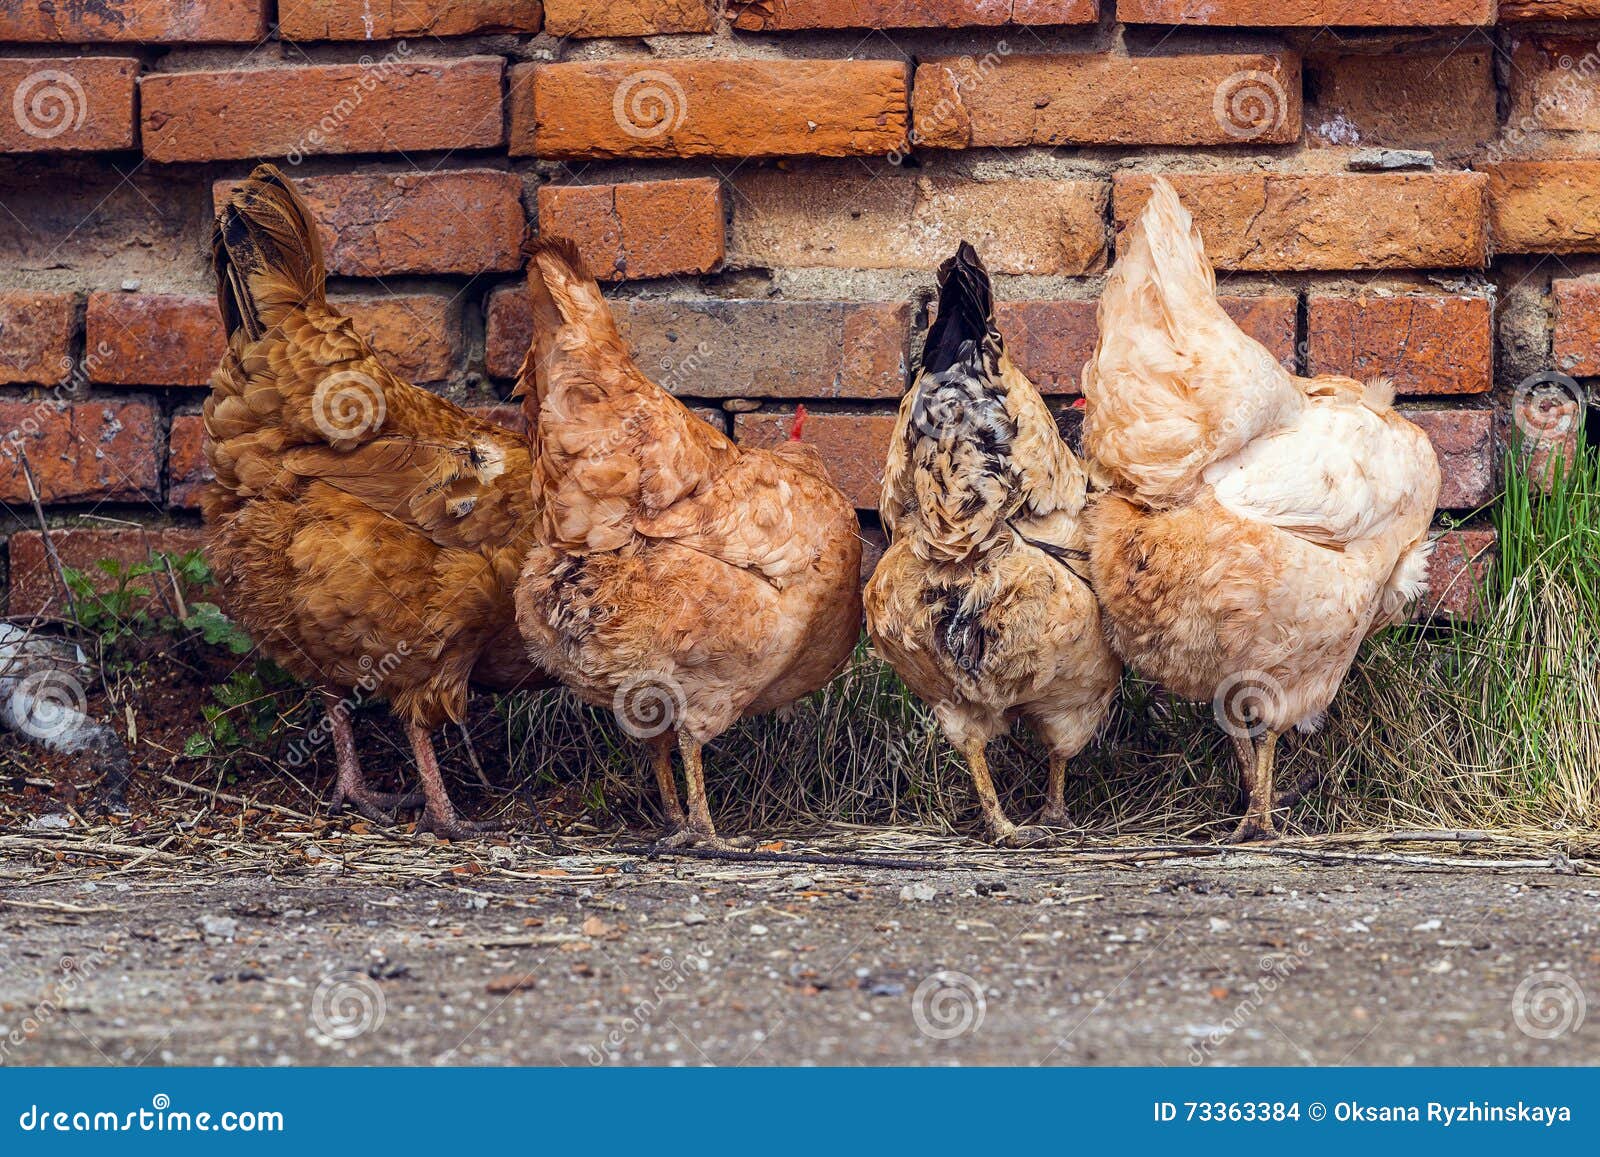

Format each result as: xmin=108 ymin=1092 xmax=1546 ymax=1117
xmin=513 ymin=240 xmax=862 ymax=851
xmin=203 ymin=164 xmax=547 ymax=838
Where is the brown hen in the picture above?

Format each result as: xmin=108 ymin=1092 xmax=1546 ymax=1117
xmin=203 ymin=164 xmax=548 ymax=839
xmin=513 ymin=240 xmax=863 ymax=851
xmin=865 ymin=244 xmax=1121 ymax=846
xmin=1082 ymin=178 xmax=1441 ymax=842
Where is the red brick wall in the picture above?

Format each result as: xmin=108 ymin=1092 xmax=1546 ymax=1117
xmin=6 ymin=1 xmax=1594 ymax=621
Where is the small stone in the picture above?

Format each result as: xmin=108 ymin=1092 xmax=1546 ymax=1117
xmin=899 ymin=882 xmax=937 ymax=903
xmin=26 ymin=813 xmax=70 ymax=830
xmin=1208 ymin=917 xmax=1233 ymax=934
xmin=682 ymin=910 xmax=708 ymax=925
xmin=787 ymin=874 xmax=816 ymax=890
xmin=1349 ymin=148 xmax=1435 ymax=172
xmin=120 ymin=279 xmax=141 ymax=292
xmin=748 ymin=923 xmax=770 ymax=937
xmin=199 ymin=915 xmax=238 ymax=942
xmin=1412 ymin=918 xmax=1443 ymax=932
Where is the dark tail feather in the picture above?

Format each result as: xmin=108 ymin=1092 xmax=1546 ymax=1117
xmin=921 ymin=241 xmax=996 ymax=379
xmin=211 ymin=163 xmax=327 ymax=343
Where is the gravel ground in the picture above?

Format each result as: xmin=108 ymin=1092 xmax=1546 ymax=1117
xmin=2 ymin=842 xmax=1597 ymax=1067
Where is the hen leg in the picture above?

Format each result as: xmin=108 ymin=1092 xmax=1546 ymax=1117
xmin=657 ymin=734 xmax=753 ymax=852
xmin=324 ymin=691 xmax=422 ymax=823
xmin=648 ymin=733 xmax=687 ymax=834
xmin=1227 ymin=729 xmax=1281 ymax=844
xmin=408 ymin=721 xmax=503 ymax=840
xmin=965 ymin=740 xmax=1052 ymax=848
xmin=1229 ymin=733 xmax=1256 ymax=813
xmin=1030 ymin=752 xmax=1075 ymax=831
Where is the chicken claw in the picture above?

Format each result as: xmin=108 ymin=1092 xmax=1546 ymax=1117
xmin=405 ymin=721 xmax=502 ymax=841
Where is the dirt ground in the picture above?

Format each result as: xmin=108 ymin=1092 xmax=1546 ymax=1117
xmin=2 ymin=830 xmax=1596 ymax=1067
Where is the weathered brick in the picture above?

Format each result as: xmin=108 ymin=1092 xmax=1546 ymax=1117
xmin=1419 ymin=527 xmax=1495 ymax=621
xmin=6 ymin=528 xmax=208 ymax=619
xmin=913 ymin=53 xmax=1300 ymax=149
xmin=1509 ymin=38 xmax=1600 ymax=133
xmin=86 ymin=293 xmax=223 ymax=387
xmin=213 ymin=171 xmax=526 ymax=277
xmin=995 ymin=295 xmax=1297 ymax=394
xmin=1553 ymin=279 xmax=1600 ymax=375
xmin=729 ymin=0 xmax=1098 ymax=28
xmin=1113 ymin=173 xmax=1488 ymax=271
xmin=142 ymin=58 xmax=504 ymax=164
xmin=1306 ymin=296 xmax=1492 ymax=396
xmin=279 ymin=0 xmax=540 ymax=39
xmin=1118 ymin=0 xmax=1492 ymax=24
xmin=734 ymin=410 xmax=896 ymax=510
xmin=537 ymin=179 xmax=724 ymax=282
xmin=0 ymin=400 xmax=158 ymax=504
xmin=732 ymin=172 xmax=1107 ymax=275
xmin=1399 ymin=408 xmax=1494 ymax=509
xmin=511 ymin=60 xmax=908 ymax=160
xmin=0 ymin=1 xmax=266 ymax=42
xmin=485 ymin=286 xmax=911 ymax=398
xmin=0 ymin=290 xmax=74 ymax=386
xmin=1502 ymin=0 xmax=1600 ymax=16
xmin=1482 ymin=162 xmax=1600 ymax=255
xmin=0 ymin=58 xmax=138 ymax=153
xmin=167 ymin=413 xmax=210 ymax=510
xmin=1305 ymin=50 xmax=1496 ymax=155
xmin=545 ymin=0 xmax=713 ymax=36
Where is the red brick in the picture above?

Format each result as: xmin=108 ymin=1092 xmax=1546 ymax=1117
xmin=486 ymin=285 xmax=909 ymax=397
xmin=511 ymin=60 xmax=908 ymax=160
xmin=213 ymin=171 xmax=526 ymax=277
xmin=1482 ymin=162 xmax=1600 ymax=255
xmin=731 ymin=172 xmax=1107 ymax=276
xmin=6 ymin=528 xmax=208 ymax=619
xmin=0 ymin=290 xmax=75 ymax=386
xmin=1305 ymin=50 xmax=1496 ymax=155
xmin=1117 ymin=0 xmax=1492 ymax=24
xmin=734 ymin=411 xmax=896 ymax=510
xmin=0 ymin=58 xmax=138 ymax=153
xmin=729 ymin=0 xmax=1097 ymax=27
xmin=537 ymin=179 xmax=723 ymax=282
xmin=167 ymin=413 xmax=210 ymax=510
xmin=1553 ymin=279 xmax=1600 ymax=375
xmin=1509 ymin=38 xmax=1600 ymax=133
xmin=142 ymin=58 xmax=504 ymax=164
xmin=1399 ymin=408 xmax=1494 ymax=509
xmin=545 ymin=0 xmax=713 ymax=36
xmin=1306 ymin=296 xmax=1492 ymax=396
xmin=279 ymin=0 xmax=540 ymax=38
xmin=1501 ymin=0 xmax=1600 ymax=16
xmin=1113 ymin=173 xmax=1488 ymax=271
xmin=87 ymin=293 xmax=223 ymax=387
xmin=995 ymin=295 xmax=1296 ymax=394
xmin=0 ymin=400 xmax=158 ymax=504
xmin=913 ymin=53 xmax=1299 ymax=149
xmin=0 ymin=1 xmax=266 ymax=42
xmin=1419 ymin=527 xmax=1495 ymax=621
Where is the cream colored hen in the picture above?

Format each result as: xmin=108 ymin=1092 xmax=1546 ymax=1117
xmin=1082 ymin=179 xmax=1441 ymax=842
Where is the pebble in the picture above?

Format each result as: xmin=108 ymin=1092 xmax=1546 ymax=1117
xmin=899 ymin=882 xmax=937 ymax=903
xmin=1348 ymin=147 xmax=1435 ymax=172
xmin=26 ymin=813 xmax=70 ymax=830
xmin=199 ymin=915 xmax=238 ymax=943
